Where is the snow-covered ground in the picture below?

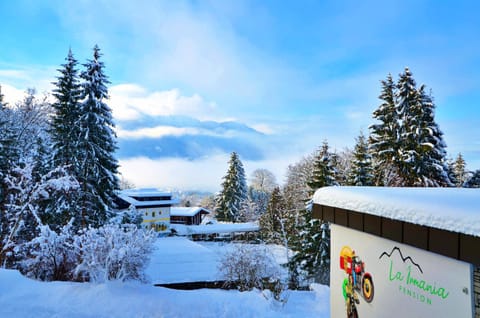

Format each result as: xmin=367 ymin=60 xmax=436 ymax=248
xmin=146 ymin=237 xmax=222 ymax=284
xmin=146 ymin=236 xmax=289 ymax=284
xmin=0 ymin=237 xmax=330 ymax=317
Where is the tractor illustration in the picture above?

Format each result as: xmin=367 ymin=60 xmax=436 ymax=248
xmin=340 ymin=246 xmax=374 ymax=304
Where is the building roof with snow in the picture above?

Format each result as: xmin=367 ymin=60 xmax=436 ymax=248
xmin=116 ymin=188 xmax=179 ymax=208
xmin=312 ymin=186 xmax=480 ymax=266
xmin=170 ymin=207 xmax=211 ymax=217
xmin=313 ymin=186 xmax=480 ymax=237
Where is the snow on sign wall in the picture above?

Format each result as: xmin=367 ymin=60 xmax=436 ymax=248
xmin=330 ymin=224 xmax=474 ymax=318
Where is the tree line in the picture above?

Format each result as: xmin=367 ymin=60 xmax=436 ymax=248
xmin=0 ymin=46 xmax=151 ymax=282
xmin=213 ymin=67 xmax=479 ymax=287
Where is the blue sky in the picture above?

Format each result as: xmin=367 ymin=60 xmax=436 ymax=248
xmin=1 ymin=0 xmax=479 ymax=191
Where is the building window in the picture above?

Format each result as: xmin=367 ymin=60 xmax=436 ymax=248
xmin=152 ymin=211 xmax=156 ymax=217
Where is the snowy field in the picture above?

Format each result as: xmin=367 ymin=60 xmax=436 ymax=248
xmin=146 ymin=236 xmax=289 ymax=284
xmin=0 ymin=237 xmax=330 ymax=317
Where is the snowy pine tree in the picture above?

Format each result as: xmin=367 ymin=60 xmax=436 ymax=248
xmin=49 ymin=50 xmax=83 ymax=230
xmin=215 ymin=152 xmax=247 ymax=222
xmin=291 ymin=141 xmax=337 ymax=286
xmin=307 ymin=141 xmax=339 ymax=191
xmin=76 ymin=45 xmax=119 ymax=227
xmin=371 ymin=68 xmax=450 ymax=187
xmin=348 ymin=131 xmax=374 ymax=186
xmin=413 ymin=85 xmax=450 ymax=186
xmin=395 ymin=68 xmax=421 ymax=186
xmin=51 ymin=49 xmax=82 ymax=171
xmin=259 ymin=187 xmax=288 ymax=244
xmin=452 ymin=153 xmax=468 ymax=187
xmin=369 ymin=73 xmax=399 ymax=185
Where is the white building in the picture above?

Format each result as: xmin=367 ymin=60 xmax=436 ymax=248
xmin=116 ymin=188 xmax=179 ymax=233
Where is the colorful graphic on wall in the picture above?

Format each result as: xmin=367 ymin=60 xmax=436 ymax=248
xmin=340 ymin=246 xmax=374 ymax=317
xmin=330 ymin=224 xmax=473 ymax=318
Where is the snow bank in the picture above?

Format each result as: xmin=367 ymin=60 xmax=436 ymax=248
xmin=0 ymin=269 xmax=330 ymax=318
xmin=313 ymin=186 xmax=480 ymax=236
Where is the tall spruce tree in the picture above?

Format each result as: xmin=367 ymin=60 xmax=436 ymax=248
xmin=395 ymin=68 xmax=421 ymax=186
xmin=414 ymin=85 xmax=450 ymax=186
xmin=76 ymin=45 xmax=119 ymax=227
xmin=395 ymin=68 xmax=450 ymax=186
xmin=369 ymin=73 xmax=398 ymax=185
xmin=51 ymin=49 xmax=82 ymax=170
xmin=292 ymin=141 xmax=338 ymax=286
xmin=49 ymin=50 xmax=83 ymax=229
xmin=215 ymin=152 xmax=247 ymax=222
xmin=348 ymin=131 xmax=374 ymax=186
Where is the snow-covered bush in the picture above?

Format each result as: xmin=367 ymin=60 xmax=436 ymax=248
xmin=218 ymin=244 xmax=286 ymax=300
xmin=19 ymin=223 xmax=77 ymax=281
xmin=74 ymin=224 xmax=156 ymax=283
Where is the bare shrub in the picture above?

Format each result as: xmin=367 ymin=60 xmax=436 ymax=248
xmin=218 ymin=244 xmax=286 ymax=300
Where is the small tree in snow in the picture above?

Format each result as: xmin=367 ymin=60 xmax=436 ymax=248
xmin=452 ymin=153 xmax=468 ymax=187
xmin=218 ymin=244 xmax=285 ymax=299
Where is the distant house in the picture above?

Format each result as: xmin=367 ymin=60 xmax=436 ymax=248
xmin=170 ymin=207 xmax=211 ymax=225
xmin=116 ymin=188 xmax=179 ymax=232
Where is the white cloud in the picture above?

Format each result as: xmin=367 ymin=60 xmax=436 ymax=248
xmin=0 ymin=84 xmax=26 ymax=105
xmin=109 ymin=84 xmax=217 ymax=121
xmin=119 ymin=155 xmax=230 ymax=193
xmin=250 ymin=123 xmax=275 ymax=135
xmin=118 ymin=152 xmax=303 ymax=192
xmin=117 ymin=126 xmax=203 ymax=139
xmin=0 ymin=66 xmax=56 ymax=96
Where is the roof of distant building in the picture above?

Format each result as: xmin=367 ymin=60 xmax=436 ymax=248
xmin=171 ymin=207 xmax=211 ymax=217
xmin=117 ymin=188 xmax=179 ymax=208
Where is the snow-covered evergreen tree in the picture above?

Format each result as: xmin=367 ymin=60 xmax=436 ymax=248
xmin=259 ymin=187 xmax=288 ymax=244
xmin=452 ymin=153 xmax=468 ymax=187
xmin=307 ymin=141 xmax=339 ymax=191
xmin=214 ymin=152 xmax=247 ymax=222
xmin=371 ymin=68 xmax=450 ymax=187
xmin=369 ymin=73 xmax=399 ymax=185
xmin=348 ymin=131 xmax=374 ymax=186
xmin=413 ymin=85 xmax=450 ymax=186
xmin=48 ymin=50 xmax=83 ymax=230
xmin=76 ymin=45 xmax=119 ymax=228
xmin=291 ymin=141 xmax=337 ymax=286
xmin=51 ymin=49 xmax=82 ymax=171
xmin=394 ymin=68 xmax=421 ymax=186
